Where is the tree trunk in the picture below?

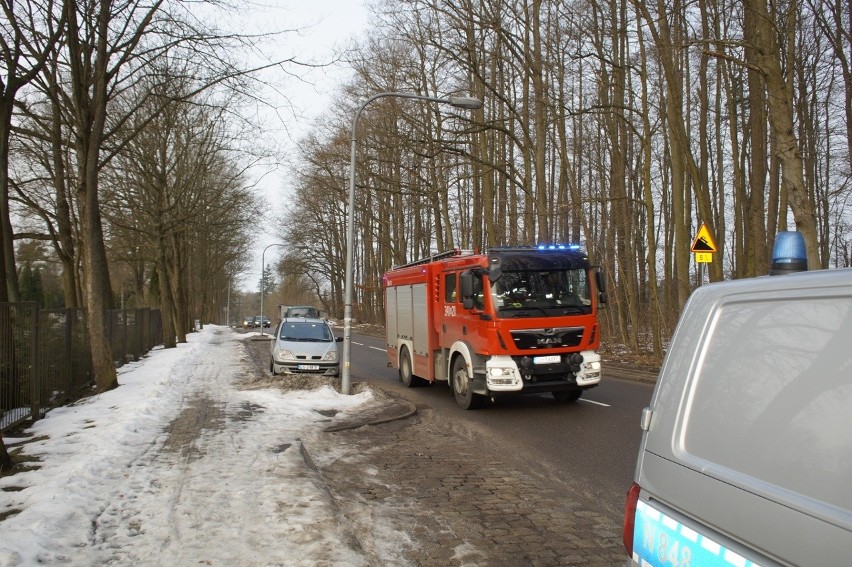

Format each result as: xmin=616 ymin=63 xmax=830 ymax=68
xmin=168 ymin=232 xmax=188 ymax=343
xmin=743 ymin=1 xmax=771 ymax=275
xmin=635 ymin=6 xmax=664 ymax=356
xmin=155 ymin=242 xmax=177 ymax=349
xmin=65 ymin=0 xmax=118 ymax=392
xmin=49 ymin=81 xmax=80 ymax=307
xmin=746 ymin=0 xmax=821 ymax=266
xmin=79 ymin=170 xmax=118 ymax=391
xmin=0 ymin=98 xmax=21 ymax=302
xmin=0 ymin=434 xmax=13 ymax=472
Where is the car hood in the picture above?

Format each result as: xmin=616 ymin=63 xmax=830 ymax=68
xmin=271 ymin=339 xmax=337 ymax=357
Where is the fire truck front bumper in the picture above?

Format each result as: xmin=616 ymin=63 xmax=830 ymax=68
xmin=482 ymin=351 xmax=602 ymax=393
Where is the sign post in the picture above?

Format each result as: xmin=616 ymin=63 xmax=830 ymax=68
xmin=691 ymin=223 xmax=718 ymax=284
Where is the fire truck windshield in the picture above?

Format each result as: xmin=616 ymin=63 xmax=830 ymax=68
xmin=489 ymin=269 xmax=592 ymax=317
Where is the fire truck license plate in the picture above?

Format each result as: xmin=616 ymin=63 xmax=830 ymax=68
xmin=298 ymin=364 xmax=320 ymax=370
xmin=534 ymin=355 xmax=561 ymax=364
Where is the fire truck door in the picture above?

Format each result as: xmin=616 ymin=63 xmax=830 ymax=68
xmin=434 ymin=272 xmax=458 ymax=381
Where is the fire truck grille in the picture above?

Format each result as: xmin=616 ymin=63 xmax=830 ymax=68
xmin=510 ymin=327 xmax=584 ymax=349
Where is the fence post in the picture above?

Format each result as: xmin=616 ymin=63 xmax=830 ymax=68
xmin=65 ymin=308 xmax=73 ymax=401
xmin=30 ymin=304 xmax=40 ymax=423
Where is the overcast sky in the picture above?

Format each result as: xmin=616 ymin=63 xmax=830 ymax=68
xmin=242 ymin=2 xmax=371 ymax=292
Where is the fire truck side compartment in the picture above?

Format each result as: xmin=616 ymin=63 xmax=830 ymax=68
xmin=386 ymin=282 xmax=433 ymax=381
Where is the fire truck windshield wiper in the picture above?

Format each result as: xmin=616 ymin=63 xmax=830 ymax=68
xmin=502 ymin=305 xmax=587 ymax=317
xmin=500 ymin=306 xmax=549 ymax=317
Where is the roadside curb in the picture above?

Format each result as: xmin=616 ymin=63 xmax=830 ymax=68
xmin=324 ymin=390 xmax=417 ymax=432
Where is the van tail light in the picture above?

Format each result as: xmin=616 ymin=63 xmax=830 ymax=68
xmin=623 ymin=483 xmax=640 ymax=557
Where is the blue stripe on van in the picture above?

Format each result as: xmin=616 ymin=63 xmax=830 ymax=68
xmin=633 ymin=500 xmax=762 ymax=567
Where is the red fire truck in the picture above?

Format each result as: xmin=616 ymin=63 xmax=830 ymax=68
xmin=384 ymin=245 xmax=605 ymax=409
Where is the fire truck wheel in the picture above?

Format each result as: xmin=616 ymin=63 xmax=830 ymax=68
xmin=552 ymin=389 xmax=582 ymax=402
xmin=451 ymin=356 xmax=484 ymax=410
xmin=399 ymin=346 xmax=416 ymax=387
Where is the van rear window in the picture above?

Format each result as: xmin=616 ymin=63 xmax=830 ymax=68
xmin=684 ymin=296 xmax=852 ymax=512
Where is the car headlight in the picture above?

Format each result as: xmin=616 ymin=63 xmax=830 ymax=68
xmin=276 ymin=350 xmax=295 ymax=361
xmin=322 ymin=351 xmax=337 ymax=362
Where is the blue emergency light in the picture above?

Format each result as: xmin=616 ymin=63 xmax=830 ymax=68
xmin=536 ymin=244 xmax=581 ymax=251
xmin=770 ymin=231 xmax=807 ymax=276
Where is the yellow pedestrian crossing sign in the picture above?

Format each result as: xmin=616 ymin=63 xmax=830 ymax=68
xmin=691 ymin=223 xmax=718 ymax=253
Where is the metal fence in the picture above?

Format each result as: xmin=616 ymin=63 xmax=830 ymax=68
xmin=1 ymin=303 xmax=163 ymax=432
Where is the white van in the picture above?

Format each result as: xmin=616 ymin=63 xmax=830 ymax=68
xmin=624 ymin=262 xmax=852 ymax=565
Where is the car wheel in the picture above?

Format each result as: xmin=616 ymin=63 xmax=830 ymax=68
xmin=553 ymin=389 xmax=582 ymax=403
xmin=270 ymin=357 xmax=277 ymax=376
xmin=451 ymin=356 xmax=484 ymax=410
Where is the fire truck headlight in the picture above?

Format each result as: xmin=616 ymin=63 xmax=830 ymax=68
xmin=488 ymin=367 xmax=517 ymax=386
xmin=579 ymin=359 xmax=601 ymax=380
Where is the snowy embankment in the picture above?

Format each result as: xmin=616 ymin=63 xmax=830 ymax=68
xmin=0 ymin=326 xmax=376 ymax=566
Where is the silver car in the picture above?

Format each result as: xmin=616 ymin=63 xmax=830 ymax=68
xmin=269 ymin=318 xmax=342 ymax=376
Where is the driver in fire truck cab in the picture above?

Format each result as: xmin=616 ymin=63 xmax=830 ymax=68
xmin=487 ymin=271 xmax=591 ymax=314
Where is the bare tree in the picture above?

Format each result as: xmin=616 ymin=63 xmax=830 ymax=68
xmin=0 ymin=0 xmax=65 ymax=475
xmin=744 ymin=0 xmax=821 ymax=266
xmin=104 ymin=79 xmax=262 ymax=347
xmin=0 ymin=0 xmax=64 ymax=302
xmin=271 ymin=0 xmax=852 ymax=366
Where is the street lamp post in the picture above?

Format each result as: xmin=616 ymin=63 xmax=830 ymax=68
xmin=260 ymin=243 xmax=287 ymax=337
xmin=341 ymin=92 xmax=483 ymax=395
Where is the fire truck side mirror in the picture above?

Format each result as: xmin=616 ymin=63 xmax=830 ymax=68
xmin=460 ymin=271 xmax=475 ymax=309
xmin=595 ymin=270 xmax=608 ymax=306
xmin=488 ymin=257 xmax=502 ymax=282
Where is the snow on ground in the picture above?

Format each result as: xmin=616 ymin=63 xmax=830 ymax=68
xmin=0 ymin=325 xmax=377 ymax=566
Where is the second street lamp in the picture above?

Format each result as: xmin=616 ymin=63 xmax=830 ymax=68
xmin=260 ymin=243 xmax=286 ymax=337
xmin=340 ymin=92 xmax=483 ymax=395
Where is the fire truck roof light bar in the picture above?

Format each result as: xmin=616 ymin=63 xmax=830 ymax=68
xmin=488 ymin=244 xmax=584 ymax=252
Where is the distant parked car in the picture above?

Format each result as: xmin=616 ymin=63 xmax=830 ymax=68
xmin=269 ymin=318 xmax=342 ymax=376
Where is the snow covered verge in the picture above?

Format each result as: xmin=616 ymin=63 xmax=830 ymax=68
xmin=0 ymin=325 xmax=383 ymax=566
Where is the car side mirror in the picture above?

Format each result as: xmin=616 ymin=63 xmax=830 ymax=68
xmin=336 ymin=336 xmax=343 ymax=342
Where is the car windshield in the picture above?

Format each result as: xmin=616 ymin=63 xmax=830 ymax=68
xmin=279 ymin=322 xmax=333 ymax=342
xmin=489 ymin=269 xmax=592 ymax=317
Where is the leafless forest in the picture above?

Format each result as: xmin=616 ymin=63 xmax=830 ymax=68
xmin=2 ymin=0 xmax=851 ymax=384
xmin=281 ymin=0 xmax=851 ymax=361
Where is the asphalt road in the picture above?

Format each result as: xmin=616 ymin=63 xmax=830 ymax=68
xmin=347 ymin=331 xmax=655 ymax=516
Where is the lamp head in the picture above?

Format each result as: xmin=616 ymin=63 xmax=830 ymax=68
xmin=447 ymin=96 xmax=483 ymax=110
